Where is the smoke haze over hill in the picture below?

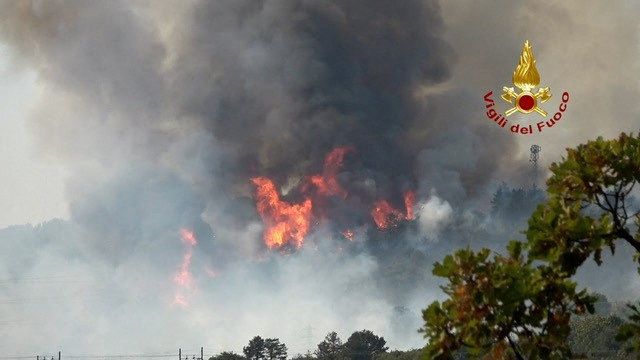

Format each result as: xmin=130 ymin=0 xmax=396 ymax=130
xmin=0 ymin=0 xmax=639 ymax=355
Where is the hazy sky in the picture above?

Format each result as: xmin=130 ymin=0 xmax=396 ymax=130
xmin=0 ymin=0 xmax=639 ymax=357
xmin=0 ymin=45 xmax=67 ymax=228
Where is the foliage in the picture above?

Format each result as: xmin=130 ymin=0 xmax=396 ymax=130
xmin=343 ymin=330 xmax=388 ymax=360
xmin=209 ymin=352 xmax=246 ymax=360
xmin=422 ymin=133 xmax=640 ymax=358
xmin=374 ymin=349 xmax=423 ymax=360
xmin=244 ymin=336 xmax=266 ymax=360
xmin=524 ymin=133 xmax=640 ymax=355
xmin=616 ymin=302 xmax=640 ymax=357
xmin=526 ymin=133 xmax=640 ymax=275
xmin=264 ymin=338 xmax=288 ymax=360
xmin=242 ymin=336 xmax=287 ymax=360
xmin=316 ymin=332 xmax=345 ymax=360
xmin=420 ymin=242 xmax=594 ymax=360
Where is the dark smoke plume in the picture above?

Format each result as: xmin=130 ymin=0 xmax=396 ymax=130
xmin=0 ymin=0 xmax=540 ymax=353
xmin=172 ymin=1 xmax=454 ymax=209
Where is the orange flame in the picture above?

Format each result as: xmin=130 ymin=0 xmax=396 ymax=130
xmin=371 ymin=191 xmax=416 ymax=230
xmin=306 ymin=147 xmax=353 ymax=198
xmin=173 ymin=228 xmax=197 ymax=307
xmin=251 ymin=177 xmax=313 ymax=249
xmin=404 ymin=191 xmax=416 ymax=220
xmin=180 ymin=228 xmax=197 ymax=246
xmin=342 ymin=229 xmax=355 ymax=241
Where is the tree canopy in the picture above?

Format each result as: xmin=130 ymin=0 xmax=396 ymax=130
xmin=526 ymin=133 xmax=640 ymax=273
xmin=242 ymin=336 xmax=287 ymax=360
xmin=420 ymin=243 xmax=593 ymax=359
xmin=343 ymin=330 xmax=388 ymax=360
xmin=423 ymin=133 xmax=640 ymax=359
xmin=316 ymin=332 xmax=345 ymax=360
xmin=209 ymin=352 xmax=246 ymax=360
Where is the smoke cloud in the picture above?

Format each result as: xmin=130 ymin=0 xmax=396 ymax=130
xmin=0 ymin=0 xmax=639 ymax=356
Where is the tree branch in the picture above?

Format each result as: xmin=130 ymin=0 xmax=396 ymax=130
xmin=616 ymin=228 xmax=640 ymax=254
xmin=506 ymin=335 xmax=526 ymax=360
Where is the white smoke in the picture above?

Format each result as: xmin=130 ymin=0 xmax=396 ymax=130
xmin=417 ymin=191 xmax=453 ymax=239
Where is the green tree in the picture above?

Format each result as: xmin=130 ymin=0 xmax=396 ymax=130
xmin=525 ymin=133 xmax=640 ymax=353
xmin=264 ymin=338 xmax=288 ymax=360
xmin=420 ymin=242 xmax=594 ymax=360
xmin=209 ymin=352 xmax=246 ymax=360
xmin=343 ymin=330 xmax=388 ymax=360
xmin=526 ymin=133 xmax=640 ymax=273
xmin=244 ymin=336 xmax=266 ymax=360
xmin=423 ymin=133 xmax=640 ymax=358
xmin=316 ymin=332 xmax=344 ymax=360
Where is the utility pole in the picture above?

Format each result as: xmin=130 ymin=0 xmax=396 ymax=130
xmin=58 ymin=351 xmax=61 ymax=360
xmin=179 ymin=348 xmax=182 ymax=360
xmin=200 ymin=347 xmax=204 ymax=360
xmin=302 ymin=325 xmax=314 ymax=352
xmin=529 ymin=144 xmax=541 ymax=187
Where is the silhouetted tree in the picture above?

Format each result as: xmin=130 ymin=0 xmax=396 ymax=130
xmin=343 ymin=330 xmax=387 ymax=360
xmin=290 ymin=351 xmax=315 ymax=360
xmin=315 ymin=332 xmax=344 ymax=360
xmin=209 ymin=352 xmax=246 ymax=360
xmin=244 ymin=336 xmax=266 ymax=360
xmin=490 ymin=182 xmax=545 ymax=224
xmin=264 ymin=338 xmax=287 ymax=360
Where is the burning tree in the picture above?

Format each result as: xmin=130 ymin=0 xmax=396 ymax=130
xmin=251 ymin=148 xmax=417 ymax=250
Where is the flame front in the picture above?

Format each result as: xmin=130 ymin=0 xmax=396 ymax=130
xmin=251 ymin=148 xmax=418 ymax=248
xmin=371 ymin=191 xmax=416 ymax=230
xmin=173 ymin=229 xmax=198 ymax=307
xmin=512 ymin=40 xmax=540 ymax=91
xmin=251 ymin=177 xmax=313 ymax=249
xmin=404 ymin=191 xmax=415 ymax=220
xmin=306 ymin=147 xmax=353 ymax=198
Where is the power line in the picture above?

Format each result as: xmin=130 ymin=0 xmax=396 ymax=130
xmin=0 ymin=347 xmax=216 ymax=360
xmin=65 ymin=355 xmax=175 ymax=359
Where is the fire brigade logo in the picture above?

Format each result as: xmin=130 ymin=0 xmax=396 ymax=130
xmin=483 ymin=40 xmax=570 ymax=135
xmin=501 ymin=40 xmax=551 ymax=117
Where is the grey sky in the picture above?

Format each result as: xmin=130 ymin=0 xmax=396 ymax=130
xmin=0 ymin=0 xmax=639 ymax=356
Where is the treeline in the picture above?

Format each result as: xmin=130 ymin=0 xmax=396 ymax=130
xmin=209 ymin=330 xmax=389 ymax=360
xmin=205 ymin=295 xmax=633 ymax=360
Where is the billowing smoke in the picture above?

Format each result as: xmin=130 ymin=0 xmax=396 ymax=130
xmin=1 ymin=0 xmax=639 ymax=356
xmin=169 ymin=0 xmax=460 ymax=249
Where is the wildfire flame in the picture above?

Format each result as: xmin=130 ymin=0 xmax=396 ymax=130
xmin=173 ymin=228 xmax=197 ymax=307
xmin=512 ymin=40 xmax=540 ymax=92
xmin=251 ymin=147 xmax=418 ymax=248
xmin=371 ymin=191 xmax=416 ymax=230
xmin=251 ymin=177 xmax=313 ymax=249
xmin=306 ymin=147 xmax=353 ymax=198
